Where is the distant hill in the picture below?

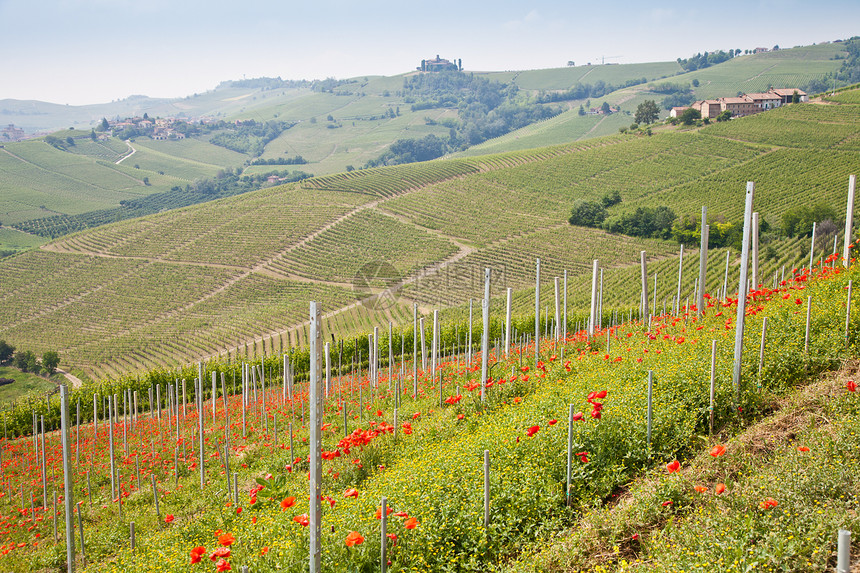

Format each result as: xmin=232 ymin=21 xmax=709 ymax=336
xmin=0 ymin=86 xmax=857 ymax=380
xmin=0 ymin=40 xmax=854 ymax=255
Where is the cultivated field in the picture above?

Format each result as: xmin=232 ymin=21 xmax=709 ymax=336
xmin=0 ymin=91 xmax=857 ymax=381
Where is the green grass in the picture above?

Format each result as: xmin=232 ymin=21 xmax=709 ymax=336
xmin=0 ymin=227 xmax=46 ymax=254
xmin=503 ymin=362 xmax=860 ymax=572
xmin=0 ymin=366 xmax=57 ymax=403
xmin=478 ymin=61 xmax=684 ymax=91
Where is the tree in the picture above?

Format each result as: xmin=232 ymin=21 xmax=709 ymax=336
xmin=97 ymin=117 xmax=110 ymax=131
xmin=13 ymin=350 xmax=35 ymax=372
xmin=692 ymin=78 xmax=700 ymax=87
xmin=792 ymin=90 xmax=800 ymax=104
xmin=41 ymin=351 xmax=60 ymax=374
xmin=635 ymin=100 xmax=659 ymax=125
xmin=716 ymin=110 xmax=732 ymax=122
xmin=0 ymin=340 xmax=14 ymax=363
xmin=601 ymin=190 xmax=622 ymax=207
xmin=600 ymin=101 xmax=611 ymax=115
xmin=578 ymin=105 xmax=585 ymax=116
xmin=679 ymin=107 xmax=702 ymax=125
xmin=568 ymin=200 xmax=607 ymax=228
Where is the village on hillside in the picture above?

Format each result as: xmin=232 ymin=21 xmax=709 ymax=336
xmin=669 ymin=87 xmax=808 ymax=119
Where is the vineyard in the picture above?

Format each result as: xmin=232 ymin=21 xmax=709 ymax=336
xmin=0 ymin=93 xmax=857 ymax=382
xmin=0 ymin=256 xmax=855 ymax=572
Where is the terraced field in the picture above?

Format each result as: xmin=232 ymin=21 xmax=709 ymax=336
xmin=0 ymin=94 xmax=858 ymax=380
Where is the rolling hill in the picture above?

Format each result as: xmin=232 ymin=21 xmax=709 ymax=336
xmin=1 ymin=41 xmax=851 ymax=257
xmin=0 ymin=89 xmax=858 ymax=381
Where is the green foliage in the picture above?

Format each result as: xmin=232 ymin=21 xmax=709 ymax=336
xmin=604 ymin=206 xmax=676 ymax=239
xmin=672 ymin=215 xmax=742 ymax=249
xmin=568 ymin=200 xmax=607 ymax=227
xmin=536 ymin=77 xmax=648 ymax=103
xmin=366 ymin=134 xmax=447 ymax=167
xmin=209 ymin=120 xmax=294 ymax=157
xmin=781 ymin=203 xmax=838 ymax=237
xmin=677 ymin=49 xmax=736 ymax=72
xmin=635 ymin=100 xmax=660 ymax=125
xmin=13 ymin=350 xmax=36 ymax=373
xmin=601 ymin=189 xmax=622 ymax=208
xmin=0 ymin=340 xmax=14 ymax=363
xmin=41 ymin=351 xmax=59 ymax=374
xmin=679 ymin=107 xmax=702 ymax=125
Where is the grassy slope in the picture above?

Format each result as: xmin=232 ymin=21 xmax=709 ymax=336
xmin=3 ymin=254 xmax=853 ymax=573
xmin=0 ymin=90 xmax=857 ymax=379
xmin=459 ymin=43 xmax=846 ymax=157
xmin=2 ymin=43 xmax=845 ymax=235
xmin=504 ymin=363 xmax=860 ymax=573
xmin=0 ymin=366 xmax=57 ymax=403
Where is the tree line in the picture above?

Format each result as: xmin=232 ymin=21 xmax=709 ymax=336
xmin=569 ymin=192 xmax=841 ymax=251
xmin=0 ymin=340 xmax=60 ymax=376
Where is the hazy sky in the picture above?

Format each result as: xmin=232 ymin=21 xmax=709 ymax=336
xmin=2 ymin=0 xmax=857 ymax=105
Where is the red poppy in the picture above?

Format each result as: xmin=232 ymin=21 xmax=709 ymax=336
xmin=210 ymin=547 xmax=231 ymax=561
xmin=759 ymin=497 xmax=778 ymax=509
xmin=710 ymin=445 xmax=726 ymax=457
xmin=386 ymin=533 xmax=398 ymax=546
xmin=393 ymin=511 xmax=409 ymax=518
xmin=715 ymin=483 xmax=726 ymax=495
xmin=694 ymin=485 xmax=708 ymax=493
xmin=847 ymin=380 xmax=857 ymax=392
xmin=260 ymin=546 xmax=269 ymax=555
xmin=280 ymin=497 xmax=296 ymax=511
xmin=576 ymin=451 xmax=589 ymax=463
xmin=216 ymin=558 xmax=231 ymax=572
xmin=345 ymin=531 xmax=364 ymax=547
xmin=526 ymin=425 xmax=540 ymax=437
xmin=661 ymin=500 xmax=673 ymax=506
xmin=217 ymin=533 xmax=235 ymax=547
xmin=548 ymin=419 xmax=558 ymax=426
xmin=666 ymin=460 xmax=681 ymax=473
xmin=404 ymin=517 xmax=419 ymax=529
xmin=374 ymin=506 xmax=394 ymax=519
xmin=164 ymin=514 xmax=175 ymax=524
xmin=343 ymin=488 xmax=359 ymax=499
xmin=293 ymin=514 xmax=309 ymax=527
xmin=401 ymin=422 xmax=413 ymax=435
xmin=190 ymin=546 xmax=206 ymax=564
xmin=572 ymin=412 xmax=584 ymax=421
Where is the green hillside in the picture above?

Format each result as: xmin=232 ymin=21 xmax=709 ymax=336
xmin=1 ymin=41 xmax=851 ymax=247
xmin=0 ymin=91 xmax=857 ymax=380
xmin=457 ymin=42 xmax=849 ymax=156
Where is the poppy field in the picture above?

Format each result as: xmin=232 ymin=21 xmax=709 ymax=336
xmin=0 ymin=251 xmax=855 ymax=572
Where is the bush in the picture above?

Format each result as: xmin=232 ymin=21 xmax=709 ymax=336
xmin=604 ymin=206 xmax=676 ymax=239
xmin=781 ymin=204 xmax=838 ymax=237
xmin=569 ymin=200 xmax=607 ymax=227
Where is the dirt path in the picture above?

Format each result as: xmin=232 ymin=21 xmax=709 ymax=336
xmin=115 ymin=141 xmax=136 ymax=165
xmin=55 ymin=368 xmax=83 ymax=388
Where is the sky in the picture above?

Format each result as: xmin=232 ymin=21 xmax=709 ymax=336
xmin=1 ymin=0 xmax=858 ymax=105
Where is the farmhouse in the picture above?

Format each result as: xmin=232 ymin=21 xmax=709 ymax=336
xmin=688 ymin=88 xmax=807 ymax=119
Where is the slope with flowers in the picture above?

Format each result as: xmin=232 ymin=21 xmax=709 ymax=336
xmin=0 ymin=251 xmax=855 ymax=571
